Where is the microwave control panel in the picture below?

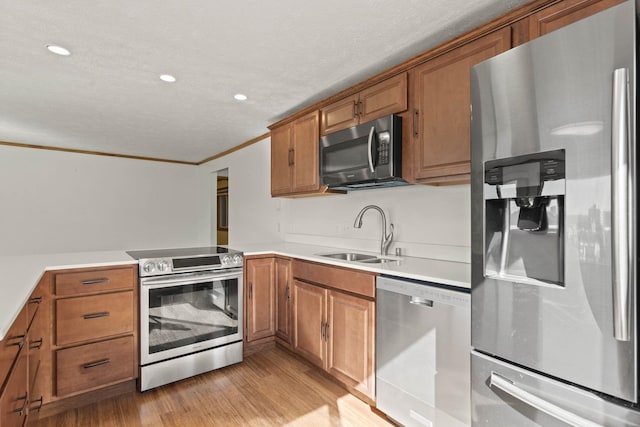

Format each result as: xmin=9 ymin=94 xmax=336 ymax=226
xmin=377 ymin=131 xmax=391 ymax=165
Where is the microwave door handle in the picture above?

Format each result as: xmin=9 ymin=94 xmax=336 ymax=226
xmin=367 ymin=126 xmax=376 ymax=173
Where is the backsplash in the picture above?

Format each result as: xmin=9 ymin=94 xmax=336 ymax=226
xmin=281 ymin=183 xmax=471 ymax=263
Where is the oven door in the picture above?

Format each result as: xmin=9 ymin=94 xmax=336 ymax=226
xmin=140 ymin=269 xmax=243 ymax=365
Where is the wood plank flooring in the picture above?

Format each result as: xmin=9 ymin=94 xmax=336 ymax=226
xmin=34 ymin=346 xmax=393 ymax=427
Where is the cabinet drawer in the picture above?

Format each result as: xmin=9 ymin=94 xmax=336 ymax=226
xmin=292 ymin=260 xmax=376 ymax=298
xmin=0 ymin=307 xmax=27 ymax=393
xmin=54 ymin=267 xmax=135 ymax=296
xmin=56 ymin=335 xmax=134 ymax=396
xmin=55 ymin=291 xmax=134 ymax=346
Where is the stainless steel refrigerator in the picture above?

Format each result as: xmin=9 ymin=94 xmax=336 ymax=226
xmin=470 ymin=1 xmax=640 ymax=425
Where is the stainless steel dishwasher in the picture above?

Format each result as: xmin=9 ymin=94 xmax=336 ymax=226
xmin=376 ymin=275 xmax=471 ymax=427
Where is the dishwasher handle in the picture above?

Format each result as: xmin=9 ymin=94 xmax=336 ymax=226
xmin=409 ymin=296 xmax=433 ymax=307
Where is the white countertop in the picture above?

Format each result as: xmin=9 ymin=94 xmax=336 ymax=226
xmin=0 ymin=243 xmax=469 ymax=341
xmin=0 ymin=251 xmax=136 ymax=340
xmin=238 ymin=242 xmax=470 ymax=289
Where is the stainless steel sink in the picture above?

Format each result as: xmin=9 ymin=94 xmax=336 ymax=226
xmin=358 ymin=257 xmax=399 ymax=264
xmin=318 ymin=252 xmax=377 ymax=262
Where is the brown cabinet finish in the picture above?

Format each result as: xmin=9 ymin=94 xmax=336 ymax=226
xmin=54 ymin=267 xmax=134 ymax=296
xmin=55 ymin=336 xmax=135 ymax=397
xmin=55 ymin=291 xmax=134 ymax=346
xmin=0 ymin=308 xmax=27 ymax=393
xmin=271 ymin=111 xmax=326 ymax=197
xmin=321 ymin=73 xmax=407 ymax=135
xmin=528 ymin=0 xmax=625 ymax=39
xmin=409 ymin=28 xmax=511 ymax=183
xmin=245 ymin=257 xmax=276 ymax=343
xmin=326 ymin=290 xmax=375 ymax=398
xmin=275 ymin=258 xmax=292 ymax=344
xmin=0 ymin=344 xmax=27 ymax=427
xmin=291 ymin=111 xmax=321 ymax=193
xmin=291 ymin=260 xmax=376 ymax=401
xmin=270 ymin=124 xmax=293 ymax=196
xmin=48 ymin=264 xmax=138 ymax=403
xmin=321 ymin=95 xmax=360 ymax=135
xmin=291 ymin=280 xmax=326 ymax=369
xmin=27 ymin=289 xmax=46 ymax=419
xmin=292 ymin=260 xmax=375 ymax=298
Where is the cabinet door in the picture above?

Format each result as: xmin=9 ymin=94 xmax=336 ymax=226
xmin=275 ymin=258 xmax=292 ymax=344
xmin=359 ymin=73 xmax=407 ymax=123
xmin=292 ymin=280 xmax=326 ymax=368
xmin=271 ymin=124 xmax=293 ymax=196
xmin=326 ymin=290 xmax=375 ymax=399
xmin=528 ymin=0 xmax=625 ymax=39
xmin=291 ymin=111 xmax=321 ymax=193
xmin=410 ymin=28 xmax=510 ymax=182
xmin=1 ymin=346 xmax=27 ymax=427
xmin=246 ymin=258 xmax=276 ymax=342
xmin=28 ymin=296 xmax=45 ymax=416
xmin=320 ymin=94 xmax=359 ymax=135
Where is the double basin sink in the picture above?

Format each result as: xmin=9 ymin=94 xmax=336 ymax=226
xmin=318 ymin=252 xmax=400 ymax=265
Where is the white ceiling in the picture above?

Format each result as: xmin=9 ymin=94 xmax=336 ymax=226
xmin=1 ymin=0 xmax=529 ymax=163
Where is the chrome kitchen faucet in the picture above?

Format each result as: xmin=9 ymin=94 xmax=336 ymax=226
xmin=353 ymin=205 xmax=394 ymax=256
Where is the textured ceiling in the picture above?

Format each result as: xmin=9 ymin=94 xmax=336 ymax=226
xmin=1 ymin=0 xmax=529 ymax=163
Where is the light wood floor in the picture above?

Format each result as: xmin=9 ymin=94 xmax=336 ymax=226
xmin=34 ymin=346 xmax=393 ymax=427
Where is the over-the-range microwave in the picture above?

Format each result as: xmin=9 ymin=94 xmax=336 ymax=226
xmin=320 ymin=114 xmax=406 ymax=190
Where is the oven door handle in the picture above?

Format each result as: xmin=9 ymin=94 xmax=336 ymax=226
xmin=141 ymin=271 xmax=242 ymax=288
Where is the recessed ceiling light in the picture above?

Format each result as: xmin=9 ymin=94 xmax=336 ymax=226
xmin=46 ymin=45 xmax=71 ymax=56
xmin=160 ymin=74 xmax=177 ymax=83
xmin=234 ymin=94 xmax=248 ymax=101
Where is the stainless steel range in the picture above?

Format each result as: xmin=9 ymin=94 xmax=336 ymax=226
xmin=127 ymin=246 xmax=244 ymax=391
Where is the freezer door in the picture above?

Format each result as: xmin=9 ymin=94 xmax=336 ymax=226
xmin=470 ymin=1 xmax=637 ymax=402
xmin=472 ymin=351 xmax=640 ymax=427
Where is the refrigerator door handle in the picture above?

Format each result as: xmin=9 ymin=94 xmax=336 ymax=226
xmin=611 ymin=67 xmax=632 ymax=342
xmin=489 ymin=372 xmax=600 ymax=427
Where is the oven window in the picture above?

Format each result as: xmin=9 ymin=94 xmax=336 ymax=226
xmin=147 ymin=279 xmax=239 ymax=354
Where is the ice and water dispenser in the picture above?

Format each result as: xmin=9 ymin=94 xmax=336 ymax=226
xmin=484 ymin=150 xmax=565 ymax=286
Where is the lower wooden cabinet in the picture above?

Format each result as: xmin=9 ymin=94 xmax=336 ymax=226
xmin=245 ymin=257 xmax=276 ymax=343
xmin=326 ymin=290 xmax=375 ymax=398
xmin=1 ymin=344 xmax=28 ymax=427
xmin=292 ymin=260 xmax=376 ymax=401
xmin=50 ymin=265 xmax=138 ymax=400
xmin=274 ymin=258 xmax=292 ymax=345
xmin=55 ymin=336 xmax=134 ymax=396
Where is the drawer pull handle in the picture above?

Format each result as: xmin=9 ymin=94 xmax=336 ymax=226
xmin=29 ymin=396 xmax=43 ymax=412
xmin=83 ymin=358 xmax=111 ymax=369
xmin=29 ymin=296 xmax=42 ymax=304
xmin=29 ymin=338 xmax=43 ymax=350
xmin=12 ymin=393 xmax=27 ymax=415
xmin=82 ymin=278 xmax=109 ymax=285
xmin=12 ymin=335 xmax=26 ymax=349
xmin=83 ymin=312 xmax=110 ymax=319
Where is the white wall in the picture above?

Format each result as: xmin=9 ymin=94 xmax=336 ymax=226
xmin=202 ymin=136 xmax=470 ymax=263
xmin=282 ymin=184 xmax=471 ymax=262
xmin=200 ymin=137 xmax=282 ymax=247
xmin=0 ymin=145 xmax=210 ymax=255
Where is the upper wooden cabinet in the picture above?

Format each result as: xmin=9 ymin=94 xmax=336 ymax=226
xmin=271 ymin=111 xmax=327 ymax=197
xmin=407 ymin=28 xmax=511 ymax=183
xmin=528 ymin=0 xmax=625 ymax=40
xmin=321 ymin=73 xmax=407 ymax=135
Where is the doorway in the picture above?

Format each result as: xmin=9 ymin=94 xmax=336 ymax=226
xmin=216 ymin=169 xmax=229 ymax=245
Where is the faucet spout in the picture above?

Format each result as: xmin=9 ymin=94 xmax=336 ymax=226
xmin=353 ymin=205 xmax=394 ymax=256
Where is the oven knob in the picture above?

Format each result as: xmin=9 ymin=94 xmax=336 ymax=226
xmin=143 ymin=262 xmax=155 ymax=273
xmin=233 ymin=255 xmax=242 ymax=265
xmin=222 ymin=255 xmax=231 ymax=265
xmin=157 ymin=261 xmax=169 ymax=272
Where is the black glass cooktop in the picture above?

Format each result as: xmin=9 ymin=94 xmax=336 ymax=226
xmin=126 ymin=246 xmax=240 ymax=260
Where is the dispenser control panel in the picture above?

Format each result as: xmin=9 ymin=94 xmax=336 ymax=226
xmin=484 ymin=149 xmax=565 ymax=186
